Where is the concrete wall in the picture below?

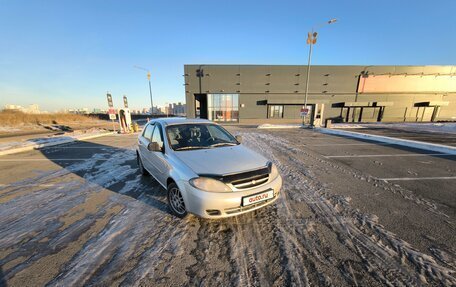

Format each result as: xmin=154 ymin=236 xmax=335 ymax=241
xmin=185 ymin=65 xmax=456 ymax=123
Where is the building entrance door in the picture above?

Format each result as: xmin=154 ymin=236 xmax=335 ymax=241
xmin=194 ymin=94 xmax=208 ymax=119
xmin=207 ymin=94 xmax=239 ymax=122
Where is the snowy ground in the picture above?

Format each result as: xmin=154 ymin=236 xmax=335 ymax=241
xmin=0 ymin=130 xmax=455 ymax=286
xmin=257 ymin=123 xmax=302 ymax=129
xmin=332 ymin=122 xmax=456 ymax=134
xmin=0 ymin=128 xmax=111 ymax=152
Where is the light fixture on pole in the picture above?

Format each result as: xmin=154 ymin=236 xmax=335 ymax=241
xmin=303 ymin=18 xmax=337 ymax=127
xmin=134 ymin=65 xmax=154 ymax=115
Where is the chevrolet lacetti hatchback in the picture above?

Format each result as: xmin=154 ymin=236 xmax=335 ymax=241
xmin=136 ymin=118 xmax=282 ymax=218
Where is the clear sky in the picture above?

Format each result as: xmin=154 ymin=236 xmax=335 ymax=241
xmin=1 ymin=0 xmax=455 ymax=112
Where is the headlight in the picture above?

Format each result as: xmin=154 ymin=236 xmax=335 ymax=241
xmin=270 ymin=163 xmax=279 ymax=180
xmin=189 ymin=177 xmax=232 ymax=192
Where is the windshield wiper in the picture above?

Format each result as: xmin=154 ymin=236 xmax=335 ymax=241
xmin=174 ymin=146 xmax=210 ymax=151
xmin=209 ymin=142 xmax=238 ymax=148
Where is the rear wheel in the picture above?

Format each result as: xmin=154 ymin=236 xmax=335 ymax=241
xmin=167 ymin=182 xmax=188 ymax=218
xmin=137 ymin=153 xmax=149 ymax=176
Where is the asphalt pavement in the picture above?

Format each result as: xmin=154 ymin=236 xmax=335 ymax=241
xmin=339 ymin=126 xmax=456 ymax=146
xmin=0 ymin=129 xmax=455 ymax=286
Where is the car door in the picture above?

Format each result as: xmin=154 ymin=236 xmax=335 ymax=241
xmin=138 ymin=123 xmax=155 ymax=172
xmin=148 ymin=123 xmax=170 ymax=186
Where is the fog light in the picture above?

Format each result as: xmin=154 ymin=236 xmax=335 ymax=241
xmin=206 ymin=209 xmax=221 ymax=216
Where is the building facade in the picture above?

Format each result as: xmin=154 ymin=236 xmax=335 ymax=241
xmin=184 ymin=65 xmax=456 ymax=125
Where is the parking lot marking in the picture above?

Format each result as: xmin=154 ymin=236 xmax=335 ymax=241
xmin=379 ymin=176 xmax=456 ymax=181
xmin=325 ymin=153 xmax=452 ymax=158
xmin=43 ymin=146 xmax=119 ymax=149
xmin=302 ymin=143 xmax=394 ymax=146
xmin=0 ymin=183 xmax=57 ymax=187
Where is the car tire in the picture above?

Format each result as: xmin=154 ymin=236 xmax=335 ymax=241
xmin=167 ymin=182 xmax=188 ymax=218
xmin=137 ymin=153 xmax=150 ymax=176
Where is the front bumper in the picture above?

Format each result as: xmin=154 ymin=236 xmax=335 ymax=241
xmin=180 ymin=175 xmax=282 ymax=219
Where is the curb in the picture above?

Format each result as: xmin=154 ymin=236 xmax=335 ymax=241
xmin=317 ymin=128 xmax=456 ymax=155
xmin=0 ymin=132 xmax=116 ymax=156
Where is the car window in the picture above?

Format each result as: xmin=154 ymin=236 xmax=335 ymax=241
xmin=151 ymin=124 xmax=164 ymax=150
xmin=166 ymin=124 xmax=238 ymax=151
xmin=207 ymin=125 xmax=233 ymax=142
xmin=143 ymin=123 xmax=154 ymax=141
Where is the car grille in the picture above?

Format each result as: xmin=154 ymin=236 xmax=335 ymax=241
xmin=199 ymin=164 xmax=271 ymax=190
xmin=231 ymin=174 xmax=269 ymax=189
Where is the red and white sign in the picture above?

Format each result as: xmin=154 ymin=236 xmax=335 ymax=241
xmin=300 ymin=107 xmax=309 ymax=117
xmin=108 ymin=108 xmax=116 ymax=120
xmin=242 ymin=190 xmax=274 ymax=206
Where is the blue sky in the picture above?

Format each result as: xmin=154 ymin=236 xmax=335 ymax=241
xmin=1 ymin=0 xmax=455 ymax=111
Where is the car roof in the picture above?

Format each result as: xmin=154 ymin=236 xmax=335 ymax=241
xmin=148 ymin=117 xmax=214 ymax=126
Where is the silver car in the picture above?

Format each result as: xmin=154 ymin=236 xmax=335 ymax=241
xmin=136 ymin=118 xmax=282 ymax=218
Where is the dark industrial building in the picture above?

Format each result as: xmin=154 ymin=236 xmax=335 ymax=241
xmin=184 ymin=65 xmax=456 ymax=125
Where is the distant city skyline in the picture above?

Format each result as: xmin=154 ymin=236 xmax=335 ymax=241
xmin=1 ymin=0 xmax=455 ymax=111
xmin=3 ymin=102 xmax=186 ymax=116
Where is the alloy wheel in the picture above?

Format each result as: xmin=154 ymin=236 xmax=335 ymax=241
xmin=169 ymin=186 xmax=186 ymax=215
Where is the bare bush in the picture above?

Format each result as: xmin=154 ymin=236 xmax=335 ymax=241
xmin=0 ymin=110 xmax=96 ymax=126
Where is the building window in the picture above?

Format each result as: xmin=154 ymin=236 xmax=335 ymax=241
xmin=207 ymin=94 xmax=239 ymax=122
xmin=269 ymin=105 xmax=284 ymax=118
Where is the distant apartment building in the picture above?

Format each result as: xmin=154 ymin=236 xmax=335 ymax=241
xmin=163 ymin=102 xmax=186 ymax=116
xmin=173 ymin=102 xmax=186 ymax=116
xmin=68 ymin=108 xmax=89 ymax=114
xmin=92 ymin=108 xmax=107 ymax=114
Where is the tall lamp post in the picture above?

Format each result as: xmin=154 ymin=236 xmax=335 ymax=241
xmin=134 ymin=65 xmax=154 ymax=115
xmin=303 ymin=18 xmax=337 ymax=126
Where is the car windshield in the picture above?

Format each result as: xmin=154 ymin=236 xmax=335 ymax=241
xmin=166 ymin=123 xmax=239 ymax=151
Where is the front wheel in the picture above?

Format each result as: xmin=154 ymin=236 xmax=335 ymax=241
xmin=167 ymin=182 xmax=188 ymax=218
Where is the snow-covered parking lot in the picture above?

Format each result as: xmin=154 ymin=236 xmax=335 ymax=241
xmin=0 ymin=128 xmax=455 ymax=286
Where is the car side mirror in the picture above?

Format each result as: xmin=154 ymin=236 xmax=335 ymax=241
xmin=235 ymin=135 xmax=242 ymax=143
xmin=147 ymin=141 xmax=162 ymax=152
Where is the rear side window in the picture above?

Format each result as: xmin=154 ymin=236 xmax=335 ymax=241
xmin=143 ymin=124 xmax=154 ymax=140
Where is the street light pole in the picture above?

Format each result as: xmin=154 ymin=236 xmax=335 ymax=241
xmin=303 ymin=19 xmax=337 ymax=127
xmin=134 ymin=65 xmax=154 ymax=116
xmin=303 ymin=32 xmax=314 ymax=125
xmin=147 ymin=72 xmax=154 ymax=115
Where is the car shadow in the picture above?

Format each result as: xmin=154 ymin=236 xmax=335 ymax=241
xmin=38 ymin=139 xmax=174 ymax=216
xmin=0 ymin=266 xmax=6 ymax=287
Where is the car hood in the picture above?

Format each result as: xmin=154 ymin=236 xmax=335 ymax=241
xmin=174 ymin=145 xmax=269 ymax=175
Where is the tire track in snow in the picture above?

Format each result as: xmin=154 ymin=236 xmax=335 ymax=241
xmin=241 ymin=131 xmax=456 ymax=286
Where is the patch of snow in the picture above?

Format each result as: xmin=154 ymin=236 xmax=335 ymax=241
xmin=257 ymin=124 xmax=302 ymax=129
xmin=0 ymin=126 xmax=22 ymax=132
xmin=0 ymin=129 xmax=110 ymax=152
xmin=331 ymin=122 xmax=456 ymax=134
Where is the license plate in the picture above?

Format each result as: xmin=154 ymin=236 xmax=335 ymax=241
xmin=242 ymin=189 xmax=274 ymax=206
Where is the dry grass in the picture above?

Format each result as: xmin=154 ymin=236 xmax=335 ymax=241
xmin=0 ymin=110 xmax=96 ymax=126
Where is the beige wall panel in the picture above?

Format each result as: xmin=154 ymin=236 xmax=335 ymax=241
xmin=206 ymin=65 xmax=239 ymax=93
xmin=239 ymin=93 xmax=267 ymax=119
xmin=240 ymin=66 xmax=270 ymax=93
